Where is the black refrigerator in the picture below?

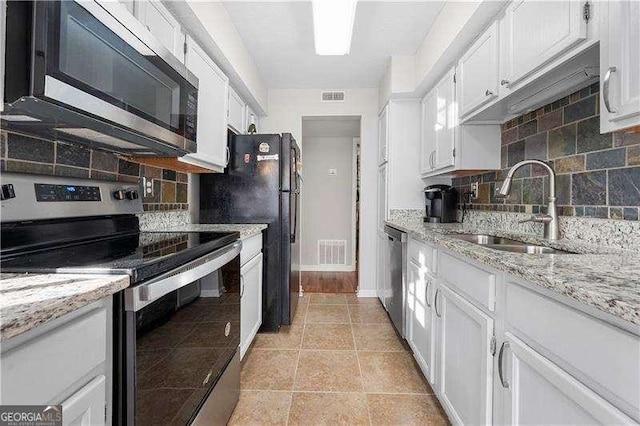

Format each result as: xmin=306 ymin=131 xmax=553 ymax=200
xmin=200 ymin=133 xmax=300 ymax=332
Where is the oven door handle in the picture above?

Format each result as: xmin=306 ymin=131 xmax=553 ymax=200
xmin=124 ymin=242 xmax=242 ymax=312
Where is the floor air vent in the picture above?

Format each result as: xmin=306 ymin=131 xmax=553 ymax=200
xmin=321 ymin=91 xmax=345 ymax=102
xmin=318 ymin=240 xmax=347 ymax=266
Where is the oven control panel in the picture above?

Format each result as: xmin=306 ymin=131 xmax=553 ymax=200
xmin=35 ymin=184 xmax=102 ymax=202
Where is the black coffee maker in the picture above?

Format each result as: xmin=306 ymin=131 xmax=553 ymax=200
xmin=424 ymin=184 xmax=458 ymax=223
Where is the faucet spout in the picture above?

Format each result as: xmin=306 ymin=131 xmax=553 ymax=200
xmin=499 ymin=159 xmax=559 ymax=240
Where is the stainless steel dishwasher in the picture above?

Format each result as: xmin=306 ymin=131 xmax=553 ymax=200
xmin=384 ymin=225 xmax=407 ymax=337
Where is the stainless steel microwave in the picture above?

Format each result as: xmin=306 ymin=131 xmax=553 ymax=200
xmin=2 ymin=0 xmax=198 ymax=156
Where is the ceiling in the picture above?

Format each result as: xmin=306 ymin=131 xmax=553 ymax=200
xmin=223 ymin=1 xmax=445 ymax=89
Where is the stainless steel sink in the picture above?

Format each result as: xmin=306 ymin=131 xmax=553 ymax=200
xmin=453 ymin=234 xmax=573 ymax=254
xmin=486 ymin=244 xmax=570 ymax=254
xmin=453 ymin=234 xmax=524 ymax=245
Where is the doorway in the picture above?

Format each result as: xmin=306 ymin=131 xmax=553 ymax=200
xmin=299 ymin=116 xmax=361 ymax=293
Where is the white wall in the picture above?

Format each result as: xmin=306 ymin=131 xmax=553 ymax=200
xmin=300 ymin=135 xmax=355 ymax=270
xmin=261 ymin=89 xmax=379 ymax=296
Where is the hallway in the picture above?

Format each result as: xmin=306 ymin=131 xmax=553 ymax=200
xmin=228 ymin=293 xmax=449 ymax=425
xmin=301 ymin=271 xmax=358 ymax=293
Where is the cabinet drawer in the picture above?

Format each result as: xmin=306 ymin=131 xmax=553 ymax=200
xmin=241 ymin=233 xmax=262 ymax=266
xmin=1 ymin=307 xmax=107 ymax=404
xmin=505 ymin=281 xmax=640 ymax=421
xmin=408 ymin=238 xmax=436 ymax=274
xmin=439 ymin=252 xmax=496 ymax=311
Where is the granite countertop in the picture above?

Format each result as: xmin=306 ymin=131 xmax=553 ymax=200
xmin=160 ymin=224 xmax=268 ymax=239
xmin=0 ymin=273 xmax=130 ymax=342
xmin=385 ymin=215 xmax=640 ymax=327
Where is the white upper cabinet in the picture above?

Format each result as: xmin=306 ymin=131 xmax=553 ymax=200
xmin=458 ymin=22 xmax=500 ymax=117
xmin=599 ymin=0 xmax=640 ymax=133
xmin=136 ymin=1 xmax=185 ymax=62
xmin=421 ymin=67 xmax=456 ymax=175
xmin=378 ymin=105 xmax=389 ymax=166
xmin=227 ymin=87 xmax=246 ymax=134
xmin=500 ymin=0 xmax=588 ymax=92
xmin=435 ymin=283 xmax=494 ymax=425
xmin=180 ymin=37 xmax=229 ymax=171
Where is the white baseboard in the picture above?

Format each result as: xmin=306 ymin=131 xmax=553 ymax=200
xmin=300 ymin=264 xmax=356 ymax=272
xmin=357 ymin=289 xmax=378 ymax=298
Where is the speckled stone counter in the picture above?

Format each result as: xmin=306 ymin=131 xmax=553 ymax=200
xmin=0 ymin=273 xmax=129 ymax=342
xmin=159 ymin=224 xmax=268 ymax=239
xmin=385 ymin=212 xmax=640 ymax=327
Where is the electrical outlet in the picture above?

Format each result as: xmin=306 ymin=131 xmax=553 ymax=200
xmin=470 ymin=182 xmax=479 ymax=199
xmin=142 ymin=177 xmax=154 ymax=196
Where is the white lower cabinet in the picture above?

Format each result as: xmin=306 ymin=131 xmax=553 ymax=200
xmin=240 ymin=234 xmax=263 ymax=359
xmin=62 ymin=375 xmax=107 ymax=426
xmin=498 ymin=333 xmax=633 ymax=425
xmin=406 ymin=259 xmax=436 ymax=385
xmin=434 ymin=282 xmax=494 ymax=425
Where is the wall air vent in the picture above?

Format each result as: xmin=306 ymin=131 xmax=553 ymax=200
xmin=318 ymin=239 xmax=347 ymax=266
xmin=320 ymin=91 xmax=346 ymax=102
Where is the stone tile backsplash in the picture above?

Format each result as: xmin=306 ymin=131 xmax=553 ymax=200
xmin=0 ymin=131 xmax=188 ymax=212
xmin=453 ymin=83 xmax=640 ymax=221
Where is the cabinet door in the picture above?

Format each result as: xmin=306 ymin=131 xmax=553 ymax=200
xmin=502 ymin=0 xmax=587 ymax=88
xmin=407 ymin=260 xmax=436 ymax=385
xmin=377 ymin=165 xmax=387 ymax=232
xmin=228 ymin=88 xmax=246 ymax=134
xmin=433 ymin=68 xmax=456 ymax=171
xmin=136 ymin=1 xmax=185 ymax=62
xmin=435 ymin=283 xmax=493 ymax=425
xmin=458 ymin=22 xmax=499 ymax=117
xmin=420 ymin=90 xmax=437 ymax=175
xmin=376 ymin=231 xmax=387 ymax=306
xmin=61 ymin=375 xmax=106 ymax=426
xmin=181 ymin=37 xmax=229 ymax=169
xmin=600 ymin=0 xmax=640 ymax=133
xmin=240 ymin=253 xmax=263 ymax=359
xmin=378 ymin=105 xmax=389 ymax=165
xmin=499 ymin=333 xmax=633 ymax=425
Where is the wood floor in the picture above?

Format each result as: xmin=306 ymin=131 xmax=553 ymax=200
xmin=301 ymin=271 xmax=358 ymax=293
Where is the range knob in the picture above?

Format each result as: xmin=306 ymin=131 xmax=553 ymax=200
xmin=113 ymin=190 xmax=126 ymax=200
xmin=126 ymin=190 xmax=139 ymax=200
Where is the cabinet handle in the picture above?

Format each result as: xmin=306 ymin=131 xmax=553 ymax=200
xmin=500 ymin=79 xmax=510 ymax=87
xmin=485 ymin=89 xmax=494 ymax=96
xmin=425 ymin=280 xmax=432 ymax=307
xmin=498 ymin=342 xmax=510 ymax=389
xmin=434 ymin=289 xmax=441 ymax=317
xmin=603 ymin=66 xmax=618 ymax=114
xmin=240 ymin=276 xmax=245 ymax=298
xmin=225 ymin=146 xmax=231 ymax=167
xmin=145 ymin=25 xmax=151 ymax=32
xmin=429 ymin=151 xmax=435 ymax=169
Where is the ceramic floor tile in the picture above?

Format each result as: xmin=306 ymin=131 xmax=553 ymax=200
xmin=228 ymin=390 xmax=292 ymax=426
xmin=294 ymin=350 xmax=363 ymax=392
xmin=288 ymin=392 xmax=369 ymax=426
xmin=305 ymin=304 xmax=350 ymax=324
xmin=302 ymin=323 xmax=355 ymax=350
xmin=358 ymin=351 xmax=430 ymax=394
xmin=367 ymin=393 xmax=450 ymax=425
xmin=348 ymin=303 xmax=390 ymax=324
xmin=252 ymin=325 xmax=304 ymax=350
xmin=241 ymin=349 xmax=299 ymax=390
xmin=308 ymin=293 xmax=348 ymax=305
xmin=352 ymin=323 xmax=407 ymax=352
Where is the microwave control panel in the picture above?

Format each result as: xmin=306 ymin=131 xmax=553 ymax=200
xmin=34 ymin=184 xmax=102 ymax=202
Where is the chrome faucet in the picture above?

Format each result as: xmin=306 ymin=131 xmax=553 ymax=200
xmin=498 ymin=159 xmax=559 ymax=240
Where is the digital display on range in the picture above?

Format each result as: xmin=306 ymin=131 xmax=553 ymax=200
xmin=34 ymin=184 xmax=101 ymax=202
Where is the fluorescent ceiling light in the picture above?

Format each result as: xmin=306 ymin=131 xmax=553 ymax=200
xmin=312 ymin=0 xmax=357 ymax=55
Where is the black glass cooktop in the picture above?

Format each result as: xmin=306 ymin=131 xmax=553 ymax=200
xmin=0 ymin=230 xmax=240 ymax=284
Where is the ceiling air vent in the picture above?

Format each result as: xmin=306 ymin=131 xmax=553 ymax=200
xmin=321 ymin=91 xmax=345 ymax=102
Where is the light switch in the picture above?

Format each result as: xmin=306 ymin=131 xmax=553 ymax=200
xmin=328 ymin=169 xmax=338 ymax=176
